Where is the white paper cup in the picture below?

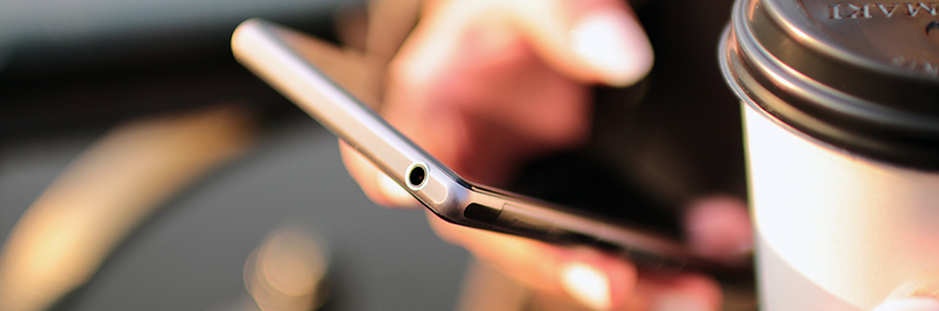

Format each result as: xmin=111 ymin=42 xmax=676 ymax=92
xmin=720 ymin=0 xmax=939 ymax=309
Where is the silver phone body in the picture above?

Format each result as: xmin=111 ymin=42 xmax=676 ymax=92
xmin=231 ymin=18 xmax=697 ymax=270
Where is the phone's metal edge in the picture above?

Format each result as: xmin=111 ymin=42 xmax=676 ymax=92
xmin=464 ymin=186 xmax=697 ymax=270
xmin=232 ymin=19 xmax=703 ymax=271
xmin=232 ymin=18 xmax=472 ymax=218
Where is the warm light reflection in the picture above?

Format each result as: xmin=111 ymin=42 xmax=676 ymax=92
xmin=0 ymin=106 xmax=255 ymax=311
xmin=244 ymin=226 xmax=329 ymax=311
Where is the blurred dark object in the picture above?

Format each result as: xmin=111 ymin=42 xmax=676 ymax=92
xmin=0 ymin=0 xmax=363 ymax=137
xmin=585 ymin=0 xmax=746 ymax=204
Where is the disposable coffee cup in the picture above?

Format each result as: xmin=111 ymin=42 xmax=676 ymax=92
xmin=719 ymin=0 xmax=939 ymax=309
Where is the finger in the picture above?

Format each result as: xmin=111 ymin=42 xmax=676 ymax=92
xmin=504 ymin=0 xmax=655 ymax=86
xmin=874 ymin=298 xmax=939 ymax=311
xmin=340 ymin=28 xmax=589 ymax=204
xmin=624 ymin=272 xmax=723 ymax=311
xmin=407 ymin=0 xmax=653 ymax=87
xmin=876 ymin=278 xmax=939 ymax=311
xmin=345 ymin=0 xmax=627 ymax=203
xmin=385 ymin=2 xmax=594 ymax=185
xmin=426 ymin=213 xmax=638 ymax=310
xmin=338 ymin=141 xmax=419 ymax=208
xmin=683 ymin=195 xmax=753 ymax=265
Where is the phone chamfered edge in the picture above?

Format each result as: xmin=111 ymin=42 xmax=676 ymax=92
xmin=231 ymin=18 xmax=469 ymax=215
xmin=231 ymin=18 xmax=715 ymax=272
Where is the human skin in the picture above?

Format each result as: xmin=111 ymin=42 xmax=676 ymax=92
xmin=341 ymin=0 xmax=750 ymax=309
xmin=337 ymin=0 xmax=939 ymax=309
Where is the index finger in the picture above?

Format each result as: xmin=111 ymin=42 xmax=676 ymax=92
xmin=407 ymin=0 xmax=654 ymax=87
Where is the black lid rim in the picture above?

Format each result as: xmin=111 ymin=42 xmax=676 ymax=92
xmin=760 ymin=0 xmax=937 ymax=84
xmin=747 ymin=0 xmax=939 ymax=115
xmin=719 ymin=0 xmax=939 ymax=170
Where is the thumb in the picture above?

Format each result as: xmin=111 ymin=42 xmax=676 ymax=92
xmin=504 ymin=0 xmax=654 ymax=86
xmin=415 ymin=0 xmax=653 ymax=87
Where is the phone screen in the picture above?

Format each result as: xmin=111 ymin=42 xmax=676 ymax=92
xmin=508 ymin=151 xmax=682 ymax=239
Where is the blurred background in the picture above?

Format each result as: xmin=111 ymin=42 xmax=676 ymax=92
xmin=0 ymin=0 xmax=477 ymax=310
xmin=0 ymin=0 xmax=756 ymax=309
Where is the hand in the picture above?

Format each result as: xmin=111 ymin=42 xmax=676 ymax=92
xmin=340 ymin=0 xmax=752 ymax=309
xmin=874 ymin=278 xmax=939 ymax=311
xmin=876 ymin=299 xmax=939 ymax=311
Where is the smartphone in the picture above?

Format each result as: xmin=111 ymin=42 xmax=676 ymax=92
xmin=231 ymin=18 xmax=707 ymax=271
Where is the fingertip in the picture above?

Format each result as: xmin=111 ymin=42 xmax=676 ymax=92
xmin=560 ymin=261 xmax=614 ymax=310
xmin=650 ymin=286 xmax=721 ymax=311
xmin=338 ymin=141 xmax=418 ymax=208
xmin=375 ymin=172 xmax=420 ymax=207
xmin=570 ymin=9 xmax=654 ymax=86
xmin=634 ymin=273 xmax=723 ymax=311
xmin=684 ymin=195 xmax=753 ymax=264
xmin=883 ymin=278 xmax=939 ymax=311
xmin=491 ymin=0 xmax=652 ymax=86
xmin=874 ymin=298 xmax=939 ymax=311
xmin=599 ymin=253 xmax=640 ymax=310
xmin=558 ymin=249 xmax=637 ymax=310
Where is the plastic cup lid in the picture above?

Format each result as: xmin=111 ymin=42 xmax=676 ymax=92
xmin=720 ymin=0 xmax=939 ymax=169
